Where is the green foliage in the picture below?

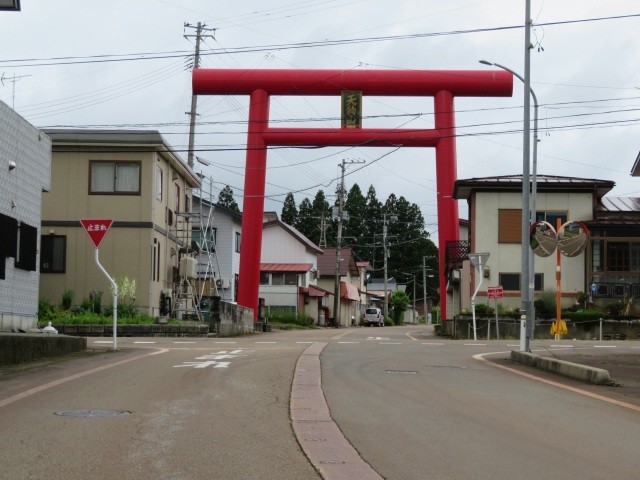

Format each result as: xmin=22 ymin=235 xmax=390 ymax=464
xmin=108 ymin=273 xmax=138 ymax=317
xmin=38 ymin=312 xmax=157 ymax=326
xmin=460 ymin=303 xmax=494 ymax=316
xmin=384 ymin=316 xmax=394 ymax=326
xmin=80 ymin=297 xmax=93 ymax=312
xmin=390 ymin=290 xmax=410 ymax=324
xmin=606 ymin=300 xmax=625 ymax=317
xmin=90 ymin=291 xmax=103 ymax=314
xmin=534 ymin=290 xmax=557 ymax=319
xmin=267 ymin=311 xmax=315 ymax=328
xmin=217 ymin=185 xmax=240 ymax=212
xmin=103 ymin=303 xmax=139 ymax=319
xmin=61 ymin=289 xmax=74 ymax=310
xmin=281 ymin=192 xmax=298 ymax=226
xmin=38 ymin=299 xmax=61 ymax=321
xmin=562 ymin=310 xmax=603 ymax=321
xmin=431 ymin=306 xmax=441 ymax=324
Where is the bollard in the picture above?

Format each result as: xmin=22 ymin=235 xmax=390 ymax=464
xmin=519 ymin=317 xmax=526 ymax=352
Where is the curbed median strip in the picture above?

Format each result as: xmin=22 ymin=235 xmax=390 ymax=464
xmin=510 ymin=350 xmax=613 ymax=385
xmin=291 ymin=342 xmax=383 ymax=480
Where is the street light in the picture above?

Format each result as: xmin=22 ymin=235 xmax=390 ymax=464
xmin=479 ymin=59 xmax=538 ymax=351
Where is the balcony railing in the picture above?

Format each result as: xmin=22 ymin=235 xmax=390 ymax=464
xmin=446 ymin=240 xmax=470 ymax=264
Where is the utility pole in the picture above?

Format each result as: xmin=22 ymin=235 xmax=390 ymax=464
xmin=382 ymin=212 xmax=397 ymax=320
xmin=184 ymin=22 xmax=215 ymax=168
xmin=332 ymin=159 xmax=364 ymax=326
xmin=319 ymin=215 xmax=328 ymax=248
xmin=423 ymin=256 xmax=428 ymax=324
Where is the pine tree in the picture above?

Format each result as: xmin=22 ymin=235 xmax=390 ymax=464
xmin=217 ymin=185 xmax=240 ymax=212
xmin=281 ymin=192 xmax=298 ymax=226
xmin=296 ymin=198 xmax=317 ymax=243
xmin=311 ymin=190 xmax=333 ymax=246
xmin=343 ymin=184 xmax=367 ymax=257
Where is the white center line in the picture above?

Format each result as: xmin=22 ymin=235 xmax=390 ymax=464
xmin=174 ymin=341 xmax=196 ymax=344
xmin=464 ymin=343 xmax=487 ymax=346
xmin=593 ymin=345 xmax=618 ymax=348
xmin=214 ymin=341 xmax=237 ymax=344
xmin=422 ymin=342 xmax=444 ymax=345
xmin=338 ymin=341 xmax=360 ymax=344
xmin=94 ymin=341 xmax=113 ymax=344
xmin=255 ymin=341 xmax=277 ymax=344
xmin=296 ymin=341 xmax=315 ymax=344
xmin=134 ymin=341 xmax=156 ymax=344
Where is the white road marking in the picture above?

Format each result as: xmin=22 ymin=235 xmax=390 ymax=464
xmin=174 ymin=349 xmax=249 ymax=369
xmin=174 ymin=341 xmax=196 ymax=344
xmin=422 ymin=342 xmax=444 ymax=345
xmin=367 ymin=337 xmax=390 ymax=341
xmin=593 ymin=345 xmax=618 ymax=348
xmin=93 ymin=341 xmax=113 ymax=344
xmin=296 ymin=341 xmax=315 ymax=344
xmin=255 ymin=341 xmax=277 ymax=344
xmin=464 ymin=343 xmax=487 ymax=346
xmin=174 ymin=361 xmax=230 ymax=369
xmin=214 ymin=341 xmax=237 ymax=344
xmin=507 ymin=344 xmax=520 ymax=347
xmin=380 ymin=342 xmax=402 ymax=345
xmin=134 ymin=341 xmax=156 ymax=344
xmin=338 ymin=341 xmax=360 ymax=344
xmin=550 ymin=344 xmax=573 ymax=348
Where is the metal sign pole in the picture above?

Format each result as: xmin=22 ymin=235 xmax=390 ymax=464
xmin=94 ymin=248 xmax=118 ymax=350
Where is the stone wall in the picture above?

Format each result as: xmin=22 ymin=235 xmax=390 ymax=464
xmin=209 ymin=297 xmax=255 ymax=337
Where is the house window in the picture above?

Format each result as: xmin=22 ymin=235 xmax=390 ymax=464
xmin=15 ymin=223 xmax=38 ymax=271
xmin=499 ymin=273 xmax=543 ymax=292
xmin=607 ymin=242 xmax=630 ymax=271
xmin=193 ymin=227 xmax=216 ymax=251
xmin=155 ymin=165 xmax=163 ymax=201
xmin=284 ymin=272 xmax=298 ymax=286
xmin=234 ymin=274 xmax=239 ymax=303
xmin=40 ymin=235 xmax=66 ymax=273
xmin=259 ymin=272 xmax=269 ymax=285
xmin=90 ymin=161 xmax=140 ymax=194
xmin=535 ymin=211 xmax=567 ymax=229
xmin=174 ymin=184 xmax=180 ymax=212
xmin=235 ymin=232 xmax=241 ymax=253
xmin=271 ymin=273 xmax=284 ymax=285
xmin=498 ymin=209 xmax=521 ymax=243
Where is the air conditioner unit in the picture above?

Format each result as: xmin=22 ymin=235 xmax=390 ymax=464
xmin=179 ymin=257 xmax=197 ymax=279
xmin=216 ymin=278 xmax=231 ymax=289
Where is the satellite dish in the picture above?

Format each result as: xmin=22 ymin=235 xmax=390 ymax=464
xmin=530 ymin=221 xmax=557 ymax=257
xmin=557 ymin=221 xmax=589 ymax=257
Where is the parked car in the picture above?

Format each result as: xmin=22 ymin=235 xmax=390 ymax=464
xmin=363 ymin=307 xmax=384 ymax=327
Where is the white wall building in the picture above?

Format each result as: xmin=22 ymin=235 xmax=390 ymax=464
xmin=0 ymin=100 xmax=51 ymax=331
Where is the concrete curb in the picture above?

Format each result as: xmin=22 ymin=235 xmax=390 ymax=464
xmin=0 ymin=333 xmax=86 ymax=366
xmin=510 ymin=350 xmax=613 ymax=385
xmin=291 ymin=342 xmax=383 ymax=480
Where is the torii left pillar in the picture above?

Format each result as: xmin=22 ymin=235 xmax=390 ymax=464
xmin=193 ymin=68 xmax=513 ymax=322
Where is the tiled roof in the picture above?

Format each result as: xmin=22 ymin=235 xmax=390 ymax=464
xmin=585 ymin=196 xmax=640 ymax=227
xmin=453 ymin=174 xmax=615 ymax=199
xmin=317 ymin=247 xmax=359 ymax=277
xmin=260 ymin=263 xmax=313 ymax=272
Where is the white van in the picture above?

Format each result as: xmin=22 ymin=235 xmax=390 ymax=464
xmin=363 ymin=307 xmax=384 ymax=327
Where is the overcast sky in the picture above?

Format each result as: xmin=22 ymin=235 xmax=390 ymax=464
xmin=2 ymin=1 xmax=639 ymax=244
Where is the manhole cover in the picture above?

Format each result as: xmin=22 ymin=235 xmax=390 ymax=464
xmin=54 ymin=409 xmax=131 ymax=417
xmin=386 ymin=370 xmax=418 ymax=375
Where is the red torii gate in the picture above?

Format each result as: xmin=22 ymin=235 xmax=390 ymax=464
xmin=192 ymin=68 xmax=513 ymax=322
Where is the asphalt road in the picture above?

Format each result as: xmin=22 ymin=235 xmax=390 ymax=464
xmin=1 ymin=326 xmax=639 ymax=480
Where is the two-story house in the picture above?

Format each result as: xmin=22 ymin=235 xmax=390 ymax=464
xmin=191 ymin=196 xmax=242 ymax=303
xmin=39 ymin=129 xmax=200 ymax=317
xmin=259 ymin=218 xmax=327 ymax=322
xmin=450 ymin=174 xmax=618 ymax=318
xmin=317 ymin=247 xmax=364 ymax=326
xmin=0 ymin=100 xmax=51 ymax=331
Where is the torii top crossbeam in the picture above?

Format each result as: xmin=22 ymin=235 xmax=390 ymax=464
xmin=193 ymin=68 xmax=513 ymax=321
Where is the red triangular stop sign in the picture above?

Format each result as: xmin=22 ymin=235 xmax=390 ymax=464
xmin=80 ymin=219 xmax=113 ymax=248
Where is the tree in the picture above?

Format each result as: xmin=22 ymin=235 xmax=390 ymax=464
xmin=296 ymin=198 xmax=316 ymax=243
xmin=281 ymin=192 xmax=298 ymax=226
xmin=343 ymin=183 xmax=367 ymax=256
xmin=218 ymin=185 xmax=240 ymax=212
xmin=390 ymin=290 xmax=410 ymax=325
xmin=311 ymin=190 xmax=333 ymax=246
xmin=363 ymin=185 xmax=383 ymax=270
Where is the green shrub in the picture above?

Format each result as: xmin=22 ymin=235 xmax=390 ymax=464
xmin=38 ymin=299 xmax=60 ymax=321
xmin=267 ymin=311 xmax=314 ymax=327
xmin=90 ymin=291 xmax=103 ymax=314
xmin=80 ymin=297 xmax=93 ymax=312
xmin=384 ymin=316 xmax=394 ymax=326
xmin=103 ymin=303 xmax=140 ymax=319
xmin=562 ymin=310 xmax=604 ymax=321
xmin=606 ymin=300 xmax=625 ymax=317
xmin=534 ymin=291 xmax=556 ymax=319
xmin=61 ymin=289 xmax=74 ymax=310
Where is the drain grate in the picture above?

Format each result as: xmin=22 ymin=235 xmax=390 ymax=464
xmin=386 ymin=370 xmax=418 ymax=375
xmin=54 ymin=409 xmax=131 ymax=417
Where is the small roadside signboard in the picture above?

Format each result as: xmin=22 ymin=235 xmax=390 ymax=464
xmin=487 ymin=286 xmax=503 ymax=299
xmin=80 ymin=219 xmax=113 ymax=248
xmin=79 ymin=219 xmax=117 ymax=350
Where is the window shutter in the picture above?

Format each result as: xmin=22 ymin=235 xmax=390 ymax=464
xmin=498 ymin=209 xmax=522 ymax=243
